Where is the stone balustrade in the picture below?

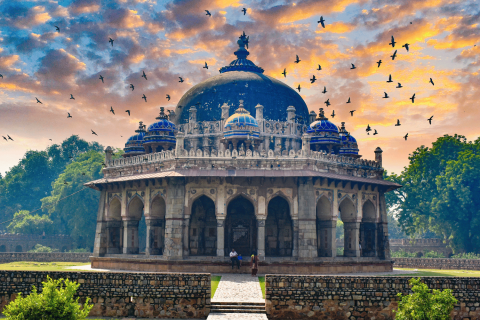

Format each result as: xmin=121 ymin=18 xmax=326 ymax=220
xmin=0 ymin=252 xmax=91 ymax=263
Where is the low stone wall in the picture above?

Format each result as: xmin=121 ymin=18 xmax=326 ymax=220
xmin=0 ymin=234 xmax=74 ymax=252
xmin=393 ymin=257 xmax=480 ymax=270
xmin=266 ymin=275 xmax=480 ymax=319
xmin=390 ymin=238 xmax=452 ymax=256
xmin=0 ymin=252 xmax=91 ymax=263
xmin=0 ymin=271 xmax=210 ymax=318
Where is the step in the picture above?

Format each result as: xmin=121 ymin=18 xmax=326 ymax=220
xmin=211 ymin=305 xmax=265 ymax=310
xmin=210 ymin=308 xmax=266 ymax=314
xmin=211 ymin=302 xmax=265 ymax=306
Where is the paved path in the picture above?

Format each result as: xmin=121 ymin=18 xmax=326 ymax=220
xmin=211 ymin=273 xmax=264 ymax=303
xmin=207 ymin=313 xmax=268 ymax=319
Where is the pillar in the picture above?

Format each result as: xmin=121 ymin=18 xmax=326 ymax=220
xmin=374 ymin=147 xmax=383 ymax=168
xmin=189 ymin=105 xmax=197 ymax=123
xmin=318 ymin=220 xmax=336 ymax=257
xmin=175 ymin=132 xmax=185 ymax=156
xmin=255 ymin=104 xmax=264 ymax=121
xmin=106 ymin=220 xmax=122 ymax=254
xmin=297 ymin=178 xmax=317 ymax=259
xmin=257 ymin=217 xmax=266 ymax=259
xmin=221 ymin=103 xmax=230 ymax=122
xmin=292 ymin=218 xmax=299 ymax=258
xmin=309 ymin=111 xmax=316 ymax=124
xmin=343 ymin=222 xmax=360 ymax=257
xmin=105 ymin=146 xmax=113 ymax=167
xmin=182 ymin=217 xmax=190 ymax=256
xmin=164 ymin=178 xmax=185 ymax=259
xmin=93 ymin=190 xmax=108 ymax=257
xmin=123 ymin=219 xmax=139 ymax=254
xmin=286 ymin=105 xmax=295 ymax=123
xmin=301 ymin=134 xmax=311 ymax=156
xmin=217 ymin=218 xmax=225 ymax=257
xmin=377 ymin=192 xmax=390 ymax=260
xmin=145 ymin=218 xmax=163 ymax=255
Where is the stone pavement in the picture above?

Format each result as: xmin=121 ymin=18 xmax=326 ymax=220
xmin=207 ymin=313 xmax=268 ymax=319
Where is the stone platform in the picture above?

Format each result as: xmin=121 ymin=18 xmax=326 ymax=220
xmin=90 ymin=256 xmax=393 ymax=274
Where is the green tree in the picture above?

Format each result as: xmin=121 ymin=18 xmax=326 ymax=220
xmin=3 ymin=276 xmax=93 ymax=320
xmin=394 ymin=277 xmax=457 ymax=320
xmin=28 ymin=244 xmax=57 ymax=253
xmin=6 ymin=210 xmax=54 ymax=235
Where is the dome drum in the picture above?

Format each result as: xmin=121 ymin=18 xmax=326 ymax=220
xmin=143 ymin=107 xmax=177 ymax=154
xmin=338 ymin=122 xmax=361 ymax=158
xmin=307 ymin=108 xmax=342 ymax=153
xmin=123 ymin=122 xmax=146 ymax=158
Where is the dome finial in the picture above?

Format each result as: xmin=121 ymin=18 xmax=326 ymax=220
xmin=135 ymin=121 xmax=146 ymax=134
xmin=316 ymin=107 xmax=328 ymax=120
xmin=235 ymin=31 xmax=250 ymax=59
xmin=234 ymin=100 xmax=250 ymax=114
xmin=156 ymin=107 xmax=168 ymax=120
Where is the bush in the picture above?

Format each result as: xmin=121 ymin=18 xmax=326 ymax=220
xmin=3 ymin=276 xmax=93 ymax=320
xmin=28 ymin=244 xmax=58 ymax=253
xmin=394 ymin=277 xmax=457 ymax=320
xmin=336 ymin=247 xmax=344 ymax=256
xmin=451 ymin=252 xmax=480 ymax=259
xmin=68 ymin=248 xmax=90 ymax=253
xmin=422 ymin=250 xmax=445 ymax=258
xmin=391 ymin=249 xmax=416 ymax=258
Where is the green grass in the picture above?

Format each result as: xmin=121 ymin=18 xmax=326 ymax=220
xmin=0 ymin=261 xmax=90 ymax=272
xmin=211 ymin=276 xmax=221 ymax=298
xmin=393 ymin=268 xmax=480 ymax=277
xmin=258 ymin=276 xmax=265 ymax=299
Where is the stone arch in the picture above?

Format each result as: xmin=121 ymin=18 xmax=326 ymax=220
xmin=190 ymin=192 xmax=216 ymax=210
xmin=266 ymin=191 xmax=292 ymax=215
xmin=360 ymin=200 xmax=377 ymax=257
xmin=339 ymin=196 xmax=356 ymax=222
xmin=150 ymin=195 xmax=166 ymax=219
xmin=265 ymin=196 xmax=293 ymax=257
xmin=146 ymin=195 xmax=166 ymax=255
xmin=15 ymin=245 xmax=22 ymax=252
xmin=0 ymin=245 xmax=5 ymax=252
xmin=225 ymin=195 xmax=257 ymax=256
xmin=362 ymin=200 xmax=376 ymax=222
xmin=316 ymin=195 xmax=335 ymax=257
xmin=108 ymin=197 xmax=122 ymax=221
xmin=339 ymin=197 xmax=358 ymax=257
xmin=106 ymin=197 xmax=123 ymax=254
xmin=127 ymin=196 xmax=144 ymax=220
xmin=189 ymin=195 xmax=217 ymax=256
xmin=226 ymin=193 xmax=256 ymax=215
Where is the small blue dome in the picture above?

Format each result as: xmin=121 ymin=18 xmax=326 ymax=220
xmin=224 ymin=101 xmax=260 ymax=140
xmin=147 ymin=119 xmax=176 ymax=133
xmin=224 ymin=114 xmax=259 ymax=129
xmin=307 ymin=119 xmax=339 ymax=134
xmin=124 ymin=122 xmax=147 ymax=155
xmin=338 ymin=122 xmax=360 ymax=157
xmin=341 ymin=134 xmax=357 ymax=144
xmin=144 ymin=107 xmax=177 ymax=146
xmin=307 ymin=108 xmax=341 ymax=146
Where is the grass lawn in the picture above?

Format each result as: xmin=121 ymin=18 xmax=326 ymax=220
xmin=258 ymin=276 xmax=265 ymax=299
xmin=393 ymin=268 xmax=480 ymax=277
xmin=211 ymin=276 xmax=221 ymax=298
xmin=0 ymin=261 xmax=90 ymax=272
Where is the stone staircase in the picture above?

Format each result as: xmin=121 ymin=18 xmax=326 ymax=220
xmin=210 ymin=301 xmax=266 ymax=314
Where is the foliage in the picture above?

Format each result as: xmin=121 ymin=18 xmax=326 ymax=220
xmin=336 ymin=219 xmax=344 ymax=239
xmin=387 ymin=210 xmax=407 ymax=239
xmin=258 ymin=276 xmax=266 ymax=299
xmin=391 ymin=250 xmax=416 ymax=258
xmin=211 ymin=276 xmax=222 ymax=298
xmin=28 ymin=244 xmax=58 ymax=253
xmin=6 ymin=210 xmax=54 ymax=235
xmin=385 ymin=134 xmax=480 ymax=253
xmin=394 ymin=277 xmax=457 ymax=320
xmin=68 ymin=248 xmax=90 ymax=253
xmin=422 ymin=250 xmax=445 ymax=258
xmin=450 ymin=252 xmax=480 ymax=259
xmin=336 ymin=247 xmax=344 ymax=256
xmin=3 ymin=275 xmax=93 ymax=320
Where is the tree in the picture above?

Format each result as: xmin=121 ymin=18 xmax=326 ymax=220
xmin=28 ymin=244 xmax=57 ymax=253
xmin=3 ymin=276 xmax=93 ymax=320
xmin=6 ymin=210 xmax=54 ymax=235
xmin=394 ymin=277 xmax=457 ymax=320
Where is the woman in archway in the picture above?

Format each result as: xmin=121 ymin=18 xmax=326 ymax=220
xmin=250 ymin=250 xmax=259 ymax=276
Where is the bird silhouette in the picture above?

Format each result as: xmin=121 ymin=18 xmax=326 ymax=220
xmin=142 ymin=71 xmax=147 ymax=80
xmin=296 ymin=84 xmax=301 ymax=92
xmin=331 ymin=110 xmax=335 ymax=118
xmin=322 ymin=86 xmax=327 ymax=94
xmin=373 ymin=129 xmax=378 ymax=135
xmin=391 ymin=50 xmax=397 ymax=60
xmin=64 ymin=181 xmax=68 ymax=185
xmin=429 ymin=78 xmax=434 ymax=86
xmin=317 ymin=64 xmax=322 ymax=71
xmin=99 ymin=75 xmax=104 ymax=83
xmin=49 ymin=139 xmax=52 ymax=141
xmin=55 ymin=26 xmax=60 ymax=32
xmin=396 ymin=82 xmax=403 ymax=88
xmin=130 ymin=84 xmax=134 ymax=91
xmin=350 ymin=110 xmax=355 ymax=116
xmin=91 ymin=130 xmax=98 ymax=136
xmin=350 ymin=63 xmax=356 ymax=69
xmin=125 ymin=110 xmax=130 ymax=116
xmin=179 ymin=77 xmax=184 ymax=82
xmin=389 ymin=35 xmax=396 ymax=47
xmin=383 ymin=92 xmax=389 ymax=98
xmin=0 ymin=74 xmax=3 ymax=78
xmin=402 ymin=43 xmax=410 ymax=52
xmin=282 ymin=68 xmax=287 ymax=77
xmin=294 ymin=55 xmax=301 ymax=63
xmin=242 ymin=8 xmax=247 ymax=15
xmin=110 ymin=106 xmax=115 ymax=115
xmin=7 ymin=135 xmax=13 ymax=141
xmin=346 ymin=97 xmax=351 ymax=103
xmin=377 ymin=60 xmax=382 ymax=68
xmin=36 ymin=97 xmax=42 ymax=104
xmin=205 ymin=10 xmax=211 ymax=16
xmin=310 ymin=75 xmax=316 ymax=84
xmin=203 ymin=62 xmax=208 ymax=69
xmin=67 ymin=112 xmax=72 ymax=118
xmin=428 ymin=116 xmax=433 ymax=124
xmin=387 ymin=74 xmax=393 ymax=83
xmin=166 ymin=94 xmax=171 ymax=101
xmin=410 ymin=93 xmax=416 ymax=103
xmin=395 ymin=119 xmax=401 ymax=126
xmin=318 ymin=16 xmax=325 ymax=28
xmin=404 ymin=133 xmax=408 ymax=140
xmin=325 ymin=99 xmax=330 ymax=107
xmin=366 ymin=124 xmax=372 ymax=132
xmin=2 ymin=136 xmax=7 ymax=142
xmin=82 ymin=172 xmax=86 ymax=176
xmin=70 ymin=94 xmax=75 ymax=100
xmin=109 ymin=38 xmax=114 ymax=46
xmin=142 ymin=94 xmax=147 ymax=102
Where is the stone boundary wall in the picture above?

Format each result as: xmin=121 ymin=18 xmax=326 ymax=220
xmin=393 ymin=257 xmax=480 ymax=270
xmin=0 ymin=234 xmax=74 ymax=252
xmin=266 ymin=275 xmax=480 ymax=319
xmin=0 ymin=252 xmax=91 ymax=263
xmin=0 ymin=271 xmax=210 ymax=318
xmin=389 ymin=238 xmax=452 ymax=256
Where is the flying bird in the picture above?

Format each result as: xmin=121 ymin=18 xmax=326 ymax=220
xmin=395 ymin=119 xmax=401 ymax=126
xmin=389 ymin=36 xmax=396 ymax=47
xmin=331 ymin=110 xmax=335 ymax=118
xmin=125 ymin=110 xmax=130 ymax=116
xmin=36 ymin=97 xmax=42 ymax=104
xmin=350 ymin=63 xmax=356 ymax=69
xmin=296 ymin=84 xmax=301 ymax=92
xmin=391 ymin=50 xmax=397 ymax=60
xmin=203 ymin=62 xmax=208 ymax=69
xmin=346 ymin=97 xmax=351 ymax=103
xmin=0 ymin=74 xmax=3 ymax=78
xmin=99 ymin=75 xmax=104 ymax=83
xmin=402 ymin=43 xmax=410 ymax=52
xmin=142 ymin=94 xmax=147 ymax=102
xmin=282 ymin=68 xmax=287 ymax=77
xmin=91 ymin=130 xmax=98 ymax=136
xmin=142 ymin=71 xmax=147 ymax=80
xmin=109 ymin=38 xmax=114 ymax=46
xmin=429 ymin=78 xmax=434 ymax=86
xmin=428 ymin=116 xmax=433 ymax=125
xmin=322 ymin=86 xmax=327 ymax=94
xmin=387 ymin=74 xmax=393 ymax=83
xmin=110 ymin=106 xmax=115 ymax=115
xmin=325 ymin=99 xmax=330 ymax=107
xmin=318 ymin=16 xmax=325 ymax=28
xmin=166 ymin=94 xmax=171 ymax=101
xmin=410 ymin=93 xmax=416 ymax=103
xmin=294 ymin=55 xmax=301 ymax=63
xmin=7 ymin=135 xmax=13 ymax=141
xmin=2 ymin=136 xmax=7 ymax=142
xmin=366 ymin=124 xmax=372 ymax=133
xmin=70 ymin=94 xmax=75 ymax=100
xmin=350 ymin=110 xmax=356 ymax=116
xmin=383 ymin=92 xmax=389 ymax=98
xmin=55 ymin=26 xmax=60 ymax=32
xmin=242 ymin=8 xmax=247 ymax=15
xmin=205 ymin=10 xmax=211 ymax=16
xmin=179 ymin=77 xmax=184 ymax=82
xmin=377 ymin=60 xmax=382 ymax=68
xmin=396 ymin=82 xmax=403 ymax=88
xmin=373 ymin=129 xmax=378 ymax=135
xmin=404 ymin=133 xmax=409 ymax=140
xmin=130 ymin=84 xmax=134 ymax=91
xmin=67 ymin=112 xmax=72 ymax=118
xmin=310 ymin=75 xmax=316 ymax=84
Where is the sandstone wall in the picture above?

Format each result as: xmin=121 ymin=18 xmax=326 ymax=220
xmin=389 ymin=238 xmax=452 ymax=256
xmin=266 ymin=275 xmax=480 ymax=319
xmin=393 ymin=257 xmax=480 ymax=270
xmin=0 ymin=271 xmax=210 ymax=318
xmin=0 ymin=252 xmax=91 ymax=263
xmin=0 ymin=234 xmax=74 ymax=252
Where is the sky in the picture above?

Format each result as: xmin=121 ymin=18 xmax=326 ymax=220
xmin=0 ymin=0 xmax=479 ymax=176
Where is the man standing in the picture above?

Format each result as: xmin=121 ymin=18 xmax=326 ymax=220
xmin=230 ymin=248 xmax=240 ymax=270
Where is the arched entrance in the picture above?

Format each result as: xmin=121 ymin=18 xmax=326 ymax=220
xmin=147 ymin=195 xmax=166 ymax=255
xmin=106 ymin=197 xmax=122 ymax=254
xmin=266 ymin=196 xmax=293 ymax=257
xmin=339 ymin=197 xmax=358 ymax=257
xmin=15 ymin=245 xmax=22 ymax=252
xmin=225 ymin=196 xmax=257 ymax=257
xmin=125 ymin=196 xmax=143 ymax=254
xmin=0 ymin=245 xmax=6 ymax=252
xmin=360 ymin=200 xmax=377 ymax=257
xmin=316 ymin=195 xmax=335 ymax=257
xmin=189 ymin=195 xmax=217 ymax=256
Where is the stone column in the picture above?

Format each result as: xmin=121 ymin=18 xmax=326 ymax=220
xmin=301 ymin=134 xmax=311 ymax=157
xmin=297 ymin=178 xmax=317 ymax=259
xmin=309 ymin=111 xmax=317 ymax=124
xmin=343 ymin=222 xmax=360 ymax=257
xmin=292 ymin=218 xmax=299 ymax=258
xmin=105 ymin=146 xmax=113 ymax=167
xmin=377 ymin=191 xmax=390 ymax=260
xmin=374 ymin=147 xmax=383 ymax=168
xmin=257 ymin=217 xmax=266 ymax=259
xmin=216 ymin=218 xmax=225 ymax=257
xmin=93 ymin=190 xmax=107 ymax=257
xmin=123 ymin=219 xmax=139 ymax=254
xmin=106 ymin=220 xmax=122 ymax=254
xmin=182 ymin=217 xmax=190 ymax=256
xmin=175 ymin=132 xmax=185 ymax=157
xmin=287 ymin=105 xmax=296 ymax=123
xmin=164 ymin=178 xmax=185 ymax=259
xmin=145 ymin=218 xmax=163 ymax=256
xmin=318 ymin=220 xmax=336 ymax=257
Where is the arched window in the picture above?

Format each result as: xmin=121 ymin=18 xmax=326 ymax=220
xmin=316 ymin=195 xmax=334 ymax=257
xmin=339 ymin=197 xmax=358 ymax=257
xmin=266 ymin=196 xmax=293 ymax=257
xmin=360 ymin=200 xmax=377 ymax=257
xmin=225 ymin=196 xmax=256 ymax=257
xmin=147 ymin=196 xmax=166 ymax=255
xmin=189 ymin=196 xmax=216 ymax=256
xmin=107 ymin=197 xmax=123 ymax=254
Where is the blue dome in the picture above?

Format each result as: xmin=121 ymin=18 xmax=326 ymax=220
xmin=224 ymin=114 xmax=259 ymax=129
xmin=144 ymin=108 xmax=177 ymax=146
xmin=341 ymin=134 xmax=357 ymax=143
xmin=307 ymin=119 xmax=339 ymax=134
xmin=338 ymin=122 xmax=360 ymax=157
xmin=224 ymin=102 xmax=261 ymax=140
xmin=147 ymin=119 xmax=176 ymax=133
xmin=124 ymin=122 xmax=147 ymax=155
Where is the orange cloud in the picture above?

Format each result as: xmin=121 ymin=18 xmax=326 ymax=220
xmin=0 ymin=55 xmax=19 ymax=69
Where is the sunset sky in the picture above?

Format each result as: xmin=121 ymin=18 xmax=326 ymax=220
xmin=1 ymin=0 xmax=479 ymax=175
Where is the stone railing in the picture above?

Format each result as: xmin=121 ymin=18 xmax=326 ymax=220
xmin=390 ymin=238 xmax=446 ymax=246
xmin=0 ymin=252 xmax=91 ymax=263
xmin=0 ymin=271 xmax=211 ymax=319
xmin=393 ymin=258 xmax=480 ymax=270
xmin=266 ymin=275 xmax=480 ymax=319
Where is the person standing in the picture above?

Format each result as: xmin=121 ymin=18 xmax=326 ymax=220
xmin=251 ymin=251 xmax=259 ymax=276
xmin=230 ymin=248 xmax=240 ymax=270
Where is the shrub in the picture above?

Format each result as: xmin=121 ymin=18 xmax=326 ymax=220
xmin=3 ymin=276 xmax=93 ymax=320
xmin=28 ymin=244 xmax=58 ymax=253
xmin=422 ymin=250 xmax=445 ymax=258
xmin=68 ymin=248 xmax=90 ymax=253
xmin=394 ymin=277 xmax=457 ymax=320
xmin=450 ymin=252 xmax=480 ymax=259
xmin=391 ymin=249 xmax=416 ymax=258
xmin=336 ymin=247 xmax=344 ymax=256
